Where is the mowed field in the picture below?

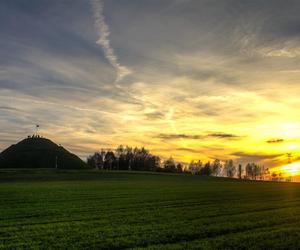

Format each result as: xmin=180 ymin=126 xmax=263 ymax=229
xmin=1 ymin=170 xmax=300 ymax=249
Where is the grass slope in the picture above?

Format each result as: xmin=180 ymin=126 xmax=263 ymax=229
xmin=0 ymin=170 xmax=300 ymax=249
xmin=0 ymin=138 xmax=88 ymax=169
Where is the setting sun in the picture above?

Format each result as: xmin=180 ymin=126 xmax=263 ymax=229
xmin=272 ymin=162 xmax=300 ymax=177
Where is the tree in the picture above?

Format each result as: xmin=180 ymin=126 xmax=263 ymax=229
xmin=104 ymin=151 xmax=116 ymax=170
xmin=238 ymin=164 xmax=242 ymax=179
xmin=200 ymin=162 xmax=212 ymax=176
xmin=211 ymin=159 xmax=222 ymax=176
xmin=224 ymin=160 xmax=236 ymax=178
xmin=130 ymin=147 xmax=159 ymax=171
xmin=245 ymin=163 xmax=253 ymax=179
xmin=189 ymin=160 xmax=202 ymax=175
xmin=253 ymin=164 xmax=261 ymax=180
xmin=245 ymin=163 xmax=262 ymax=180
xmin=271 ymin=172 xmax=278 ymax=181
xmin=87 ymin=154 xmax=97 ymax=168
xmin=176 ymin=163 xmax=183 ymax=173
xmin=163 ymin=157 xmax=176 ymax=172
xmin=87 ymin=151 xmax=105 ymax=169
xmin=125 ymin=146 xmax=134 ymax=170
xmin=263 ymin=168 xmax=270 ymax=180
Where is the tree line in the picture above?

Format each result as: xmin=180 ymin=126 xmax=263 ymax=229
xmin=87 ymin=145 xmax=279 ymax=180
xmin=188 ymin=159 xmax=268 ymax=180
xmin=87 ymin=146 xmax=160 ymax=172
xmin=87 ymin=145 xmax=182 ymax=173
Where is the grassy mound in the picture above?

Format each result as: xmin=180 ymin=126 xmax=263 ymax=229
xmin=0 ymin=137 xmax=88 ymax=169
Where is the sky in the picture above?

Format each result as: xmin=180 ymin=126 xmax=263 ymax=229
xmin=0 ymin=0 xmax=300 ymax=168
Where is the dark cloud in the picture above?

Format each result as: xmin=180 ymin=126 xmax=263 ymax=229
xmin=232 ymin=152 xmax=283 ymax=164
xmin=233 ymin=151 xmax=282 ymax=159
xmin=144 ymin=111 xmax=164 ymax=120
xmin=266 ymin=139 xmax=285 ymax=144
xmin=158 ymin=134 xmax=203 ymax=140
xmin=158 ymin=132 xmax=241 ymax=140
xmin=0 ymin=106 xmax=22 ymax=112
xmin=207 ymin=133 xmax=241 ymax=139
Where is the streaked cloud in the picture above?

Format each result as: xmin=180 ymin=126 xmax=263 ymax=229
xmin=208 ymin=133 xmax=241 ymax=139
xmin=144 ymin=111 xmax=165 ymax=120
xmin=158 ymin=134 xmax=203 ymax=140
xmin=231 ymin=151 xmax=285 ymax=166
xmin=267 ymin=139 xmax=285 ymax=144
xmin=158 ymin=133 xmax=241 ymax=140
xmin=90 ymin=0 xmax=131 ymax=82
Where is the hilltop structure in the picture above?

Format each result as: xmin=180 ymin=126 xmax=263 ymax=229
xmin=0 ymin=137 xmax=88 ymax=169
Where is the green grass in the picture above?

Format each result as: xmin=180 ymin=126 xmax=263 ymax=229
xmin=1 ymin=170 xmax=300 ymax=249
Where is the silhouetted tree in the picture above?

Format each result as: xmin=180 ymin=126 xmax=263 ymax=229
xmin=129 ymin=147 xmax=160 ymax=171
xmin=104 ymin=151 xmax=116 ymax=170
xmin=245 ymin=163 xmax=253 ymax=179
xmin=238 ymin=164 xmax=242 ymax=179
xmin=245 ymin=163 xmax=263 ymax=180
xmin=253 ymin=164 xmax=261 ymax=180
xmin=200 ymin=162 xmax=212 ymax=176
xmin=263 ymin=168 xmax=270 ymax=180
xmin=163 ymin=157 xmax=176 ymax=172
xmin=87 ymin=146 xmax=282 ymax=182
xmin=189 ymin=160 xmax=202 ymax=175
xmin=87 ymin=151 xmax=105 ymax=169
xmin=224 ymin=160 xmax=236 ymax=178
xmin=176 ymin=163 xmax=183 ymax=173
xmin=88 ymin=146 xmax=161 ymax=172
xmin=87 ymin=154 xmax=97 ymax=168
xmin=211 ymin=159 xmax=222 ymax=176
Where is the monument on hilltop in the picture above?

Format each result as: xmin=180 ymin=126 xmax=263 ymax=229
xmin=0 ymin=135 xmax=88 ymax=169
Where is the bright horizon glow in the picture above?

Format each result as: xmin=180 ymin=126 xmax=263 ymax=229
xmin=272 ymin=162 xmax=300 ymax=177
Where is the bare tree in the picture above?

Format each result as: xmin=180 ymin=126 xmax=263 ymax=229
xmin=211 ymin=159 xmax=222 ymax=176
xmin=238 ymin=164 xmax=242 ymax=179
xmin=189 ymin=160 xmax=202 ymax=175
xmin=224 ymin=160 xmax=236 ymax=178
xmin=163 ymin=157 xmax=176 ymax=172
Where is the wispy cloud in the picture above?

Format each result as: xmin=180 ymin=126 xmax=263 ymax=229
xmin=144 ymin=111 xmax=165 ymax=120
xmin=231 ymin=152 xmax=284 ymax=166
xmin=158 ymin=132 xmax=242 ymax=141
xmin=158 ymin=134 xmax=203 ymax=140
xmin=232 ymin=152 xmax=283 ymax=160
xmin=266 ymin=139 xmax=285 ymax=144
xmin=208 ymin=133 xmax=241 ymax=139
xmin=90 ymin=0 xmax=131 ymax=82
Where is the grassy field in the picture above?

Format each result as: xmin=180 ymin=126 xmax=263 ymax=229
xmin=1 ymin=170 xmax=300 ymax=249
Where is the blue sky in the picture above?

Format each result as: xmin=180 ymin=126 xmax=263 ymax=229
xmin=1 ymin=0 xmax=300 ymax=167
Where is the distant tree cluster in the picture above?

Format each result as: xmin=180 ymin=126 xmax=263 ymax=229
xmin=269 ymin=171 xmax=292 ymax=182
xmin=87 ymin=146 xmax=186 ymax=173
xmin=160 ymin=157 xmax=184 ymax=173
xmin=188 ymin=159 xmax=268 ymax=180
xmin=88 ymin=146 xmax=287 ymax=181
xmin=87 ymin=146 xmax=161 ymax=172
xmin=245 ymin=163 xmax=264 ymax=180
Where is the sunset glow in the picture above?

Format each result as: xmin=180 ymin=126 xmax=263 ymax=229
xmin=272 ymin=162 xmax=300 ymax=177
xmin=0 ymin=0 xmax=300 ymax=174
